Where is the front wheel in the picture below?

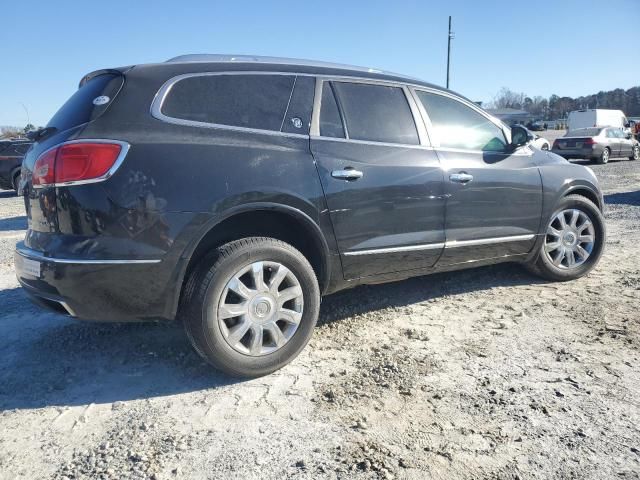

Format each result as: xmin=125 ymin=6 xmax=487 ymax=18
xmin=630 ymin=145 xmax=639 ymax=161
xmin=181 ymin=237 xmax=320 ymax=377
xmin=525 ymin=195 xmax=605 ymax=282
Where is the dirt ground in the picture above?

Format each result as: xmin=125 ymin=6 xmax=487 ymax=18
xmin=1 ymin=139 xmax=639 ymax=480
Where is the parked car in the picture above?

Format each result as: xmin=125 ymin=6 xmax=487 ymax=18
xmin=567 ymin=109 xmax=627 ymax=131
xmin=0 ymin=138 xmax=32 ymax=191
xmin=15 ymin=54 xmax=606 ymax=377
xmin=522 ymin=126 xmax=551 ymax=150
xmin=526 ymin=121 xmax=545 ymax=131
xmin=551 ymin=127 xmax=640 ymax=164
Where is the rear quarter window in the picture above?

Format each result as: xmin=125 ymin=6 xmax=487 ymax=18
xmin=47 ymin=74 xmax=124 ymax=132
xmin=160 ymin=74 xmax=297 ymax=132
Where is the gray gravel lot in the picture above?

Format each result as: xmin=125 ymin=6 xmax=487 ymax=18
xmin=0 ymin=145 xmax=639 ymax=479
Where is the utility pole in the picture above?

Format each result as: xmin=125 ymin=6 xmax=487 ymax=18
xmin=446 ymin=16 xmax=454 ymax=89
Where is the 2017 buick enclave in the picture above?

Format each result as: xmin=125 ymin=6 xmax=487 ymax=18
xmin=15 ymin=55 xmax=605 ymax=376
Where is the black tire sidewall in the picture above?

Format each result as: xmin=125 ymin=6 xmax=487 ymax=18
xmin=188 ymin=239 xmax=320 ymax=377
xmin=535 ymin=196 xmax=605 ymax=281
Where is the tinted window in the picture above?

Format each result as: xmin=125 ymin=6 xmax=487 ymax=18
xmin=281 ymin=76 xmax=315 ymax=134
xmin=417 ymin=91 xmax=507 ymax=151
xmin=319 ymin=83 xmax=345 ymax=138
xmin=162 ymin=74 xmax=295 ymax=131
xmin=332 ymin=82 xmax=419 ymax=145
xmin=47 ymin=74 xmax=123 ymax=132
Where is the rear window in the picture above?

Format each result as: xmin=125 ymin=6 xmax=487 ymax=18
xmin=566 ymin=128 xmax=602 ymax=137
xmin=160 ymin=74 xmax=296 ymax=132
xmin=47 ymin=74 xmax=123 ymax=132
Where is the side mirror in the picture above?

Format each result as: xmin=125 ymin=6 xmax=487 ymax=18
xmin=510 ymin=126 xmax=529 ymax=148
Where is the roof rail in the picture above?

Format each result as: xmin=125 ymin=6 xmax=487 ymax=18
xmin=165 ymin=54 xmax=388 ymax=74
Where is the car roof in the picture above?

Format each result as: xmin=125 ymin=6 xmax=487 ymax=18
xmin=146 ymin=53 xmax=447 ymax=93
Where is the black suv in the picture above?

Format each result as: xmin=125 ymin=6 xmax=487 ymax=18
xmin=15 ymin=55 xmax=605 ymax=377
xmin=0 ymin=138 xmax=32 ymax=191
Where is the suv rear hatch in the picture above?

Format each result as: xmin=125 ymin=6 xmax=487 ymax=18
xmin=21 ymin=71 xmax=125 ymax=237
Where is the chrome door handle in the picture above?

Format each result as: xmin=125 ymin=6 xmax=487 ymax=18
xmin=332 ymin=169 xmax=363 ymax=181
xmin=449 ymin=173 xmax=473 ymax=183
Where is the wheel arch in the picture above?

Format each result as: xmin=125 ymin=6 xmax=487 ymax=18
xmin=563 ymin=184 xmax=603 ymax=211
xmin=167 ymin=203 xmax=332 ymax=319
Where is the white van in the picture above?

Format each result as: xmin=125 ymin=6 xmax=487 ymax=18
xmin=567 ymin=109 xmax=627 ymax=131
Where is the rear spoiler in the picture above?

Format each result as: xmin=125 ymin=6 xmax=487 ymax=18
xmin=78 ymin=66 xmax=133 ymax=88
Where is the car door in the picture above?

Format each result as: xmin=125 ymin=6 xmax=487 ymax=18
xmin=310 ymin=79 xmax=446 ymax=279
xmin=411 ymin=89 xmax=543 ymax=266
xmin=604 ymin=128 xmax=621 ymax=157
xmin=617 ymin=128 xmax=633 ymax=156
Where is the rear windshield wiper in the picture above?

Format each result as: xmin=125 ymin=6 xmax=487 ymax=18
xmin=26 ymin=126 xmax=57 ymax=142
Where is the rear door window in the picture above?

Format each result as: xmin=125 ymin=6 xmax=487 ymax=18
xmin=47 ymin=73 xmax=123 ymax=132
xmin=330 ymin=82 xmax=419 ymax=145
xmin=319 ymin=83 xmax=345 ymax=138
xmin=161 ymin=74 xmax=296 ymax=132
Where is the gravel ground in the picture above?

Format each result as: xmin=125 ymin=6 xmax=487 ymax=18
xmin=1 ymin=144 xmax=639 ymax=480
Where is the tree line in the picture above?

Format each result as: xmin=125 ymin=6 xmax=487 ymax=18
xmin=489 ymin=86 xmax=640 ymax=120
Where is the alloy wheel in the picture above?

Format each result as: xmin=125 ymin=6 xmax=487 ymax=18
xmin=217 ymin=261 xmax=304 ymax=356
xmin=633 ymin=146 xmax=639 ymax=161
xmin=544 ymin=209 xmax=595 ymax=269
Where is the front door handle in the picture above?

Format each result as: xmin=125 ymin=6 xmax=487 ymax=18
xmin=449 ymin=173 xmax=474 ymax=184
xmin=332 ymin=168 xmax=363 ymax=181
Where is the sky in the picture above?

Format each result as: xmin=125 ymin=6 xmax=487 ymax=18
xmin=1 ymin=0 xmax=638 ymax=127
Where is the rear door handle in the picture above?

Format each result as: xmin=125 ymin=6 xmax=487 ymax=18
xmin=332 ymin=168 xmax=363 ymax=181
xmin=449 ymin=173 xmax=473 ymax=184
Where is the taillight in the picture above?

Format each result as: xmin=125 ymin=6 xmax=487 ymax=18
xmin=32 ymin=148 xmax=56 ymax=186
xmin=32 ymin=141 xmax=125 ymax=187
xmin=552 ymin=140 xmax=559 ymax=148
xmin=583 ymin=138 xmax=596 ymax=146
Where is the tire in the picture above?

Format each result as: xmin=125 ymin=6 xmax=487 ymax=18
xmin=596 ymin=147 xmax=610 ymax=164
xmin=630 ymin=145 xmax=639 ymax=161
xmin=541 ymin=143 xmax=549 ymax=151
xmin=11 ymin=171 xmax=20 ymax=192
xmin=180 ymin=237 xmax=320 ymax=377
xmin=525 ymin=195 xmax=605 ymax=282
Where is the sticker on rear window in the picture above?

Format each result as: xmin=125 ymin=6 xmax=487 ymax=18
xmin=92 ymin=95 xmax=110 ymax=106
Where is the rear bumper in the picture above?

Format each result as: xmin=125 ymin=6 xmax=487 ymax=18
xmin=14 ymin=244 xmax=173 ymax=321
xmin=551 ymin=147 xmax=599 ymax=159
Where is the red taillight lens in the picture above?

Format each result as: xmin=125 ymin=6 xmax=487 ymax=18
xmin=552 ymin=140 xmax=559 ymax=148
xmin=32 ymin=142 xmax=123 ymax=187
xmin=32 ymin=148 xmax=57 ymax=186
xmin=583 ymin=138 xmax=596 ymax=146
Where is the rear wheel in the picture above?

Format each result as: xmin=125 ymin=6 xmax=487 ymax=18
xmin=541 ymin=143 xmax=549 ymax=151
xmin=181 ymin=237 xmax=320 ymax=377
xmin=596 ymin=147 xmax=610 ymax=164
xmin=630 ymin=145 xmax=639 ymax=161
xmin=526 ymin=195 xmax=605 ymax=282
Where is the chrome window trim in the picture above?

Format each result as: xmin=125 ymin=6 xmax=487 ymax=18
xmin=152 ymin=71 xmax=447 ymax=144
xmin=16 ymin=246 xmax=161 ymax=265
xmin=32 ymin=139 xmax=131 ymax=189
xmin=310 ymin=135 xmax=437 ymax=150
xmin=342 ymin=234 xmax=535 ymax=256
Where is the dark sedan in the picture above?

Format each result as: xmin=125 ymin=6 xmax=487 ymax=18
xmin=0 ymin=138 xmax=32 ymax=191
xmin=552 ymin=127 xmax=640 ymax=164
